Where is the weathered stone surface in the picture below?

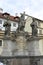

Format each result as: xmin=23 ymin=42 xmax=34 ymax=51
xmin=14 ymin=35 xmax=28 ymax=56
xmin=27 ymin=40 xmax=41 ymax=56
xmin=1 ymin=40 xmax=16 ymax=56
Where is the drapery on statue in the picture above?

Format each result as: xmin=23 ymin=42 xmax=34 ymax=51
xmin=30 ymin=18 xmax=38 ymax=36
xmin=3 ymin=22 xmax=11 ymax=36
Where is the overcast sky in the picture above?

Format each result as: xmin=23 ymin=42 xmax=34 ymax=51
xmin=0 ymin=0 xmax=43 ymax=20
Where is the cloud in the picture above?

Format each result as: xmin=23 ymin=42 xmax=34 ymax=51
xmin=0 ymin=0 xmax=43 ymax=20
xmin=29 ymin=0 xmax=43 ymax=20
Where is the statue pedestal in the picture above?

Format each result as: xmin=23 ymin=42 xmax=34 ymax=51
xmin=27 ymin=36 xmax=43 ymax=56
xmin=14 ymin=35 xmax=28 ymax=56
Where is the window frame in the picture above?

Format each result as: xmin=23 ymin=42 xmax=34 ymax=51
xmin=0 ymin=20 xmax=2 ymax=24
xmin=38 ymin=22 xmax=41 ymax=27
xmin=0 ymin=40 xmax=3 ymax=47
xmin=13 ymin=22 xmax=16 ymax=27
xmin=39 ymin=29 xmax=42 ymax=34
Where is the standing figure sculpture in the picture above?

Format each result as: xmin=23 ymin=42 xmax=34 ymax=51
xmin=18 ymin=12 xmax=25 ymax=31
xmin=2 ymin=13 xmax=11 ymax=36
xmin=3 ymin=17 xmax=11 ymax=35
xmin=3 ymin=21 xmax=11 ymax=36
xmin=30 ymin=18 xmax=38 ymax=36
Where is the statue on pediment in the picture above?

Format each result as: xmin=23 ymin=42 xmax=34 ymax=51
xmin=17 ymin=12 xmax=25 ymax=31
xmin=3 ymin=21 xmax=11 ymax=36
xmin=30 ymin=18 xmax=38 ymax=36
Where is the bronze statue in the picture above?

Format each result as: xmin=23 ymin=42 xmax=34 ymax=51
xmin=30 ymin=18 xmax=38 ymax=36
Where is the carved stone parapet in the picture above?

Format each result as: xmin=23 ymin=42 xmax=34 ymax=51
xmin=3 ymin=35 xmax=11 ymax=40
xmin=26 ymin=36 xmax=40 ymax=41
xmin=11 ymin=31 xmax=30 ymax=41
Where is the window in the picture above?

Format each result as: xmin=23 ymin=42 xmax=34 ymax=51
xmin=0 ymin=40 xmax=2 ymax=46
xmin=38 ymin=22 xmax=40 ymax=27
xmin=13 ymin=23 xmax=16 ymax=27
xmin=0 ymin=20 xmax=2 ymax=24
xmin=39 ymin=30 xmax=42 ymax=34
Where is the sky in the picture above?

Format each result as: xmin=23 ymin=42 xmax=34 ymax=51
xmin=0 ymin=0 xmax=43 ymax=20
